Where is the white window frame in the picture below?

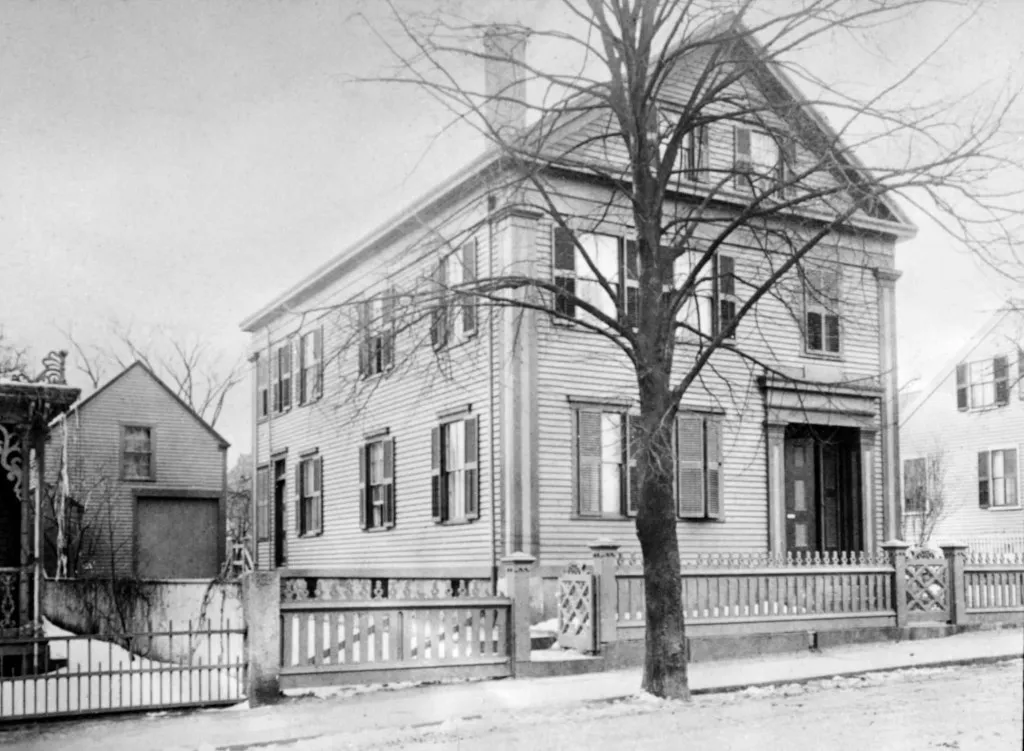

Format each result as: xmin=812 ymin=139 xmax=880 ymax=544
xmin=299 ymin=328 xmax=323 ymax=405
xmin=803 ymin=265 xmax=842 ymax=356
xmin=297 ymin=454 xmax=322 ymax=537
xmin=121 ymin=425 xmax=154 ymax=482
xmin=979 ymin=447 xmax=1019 ymax=509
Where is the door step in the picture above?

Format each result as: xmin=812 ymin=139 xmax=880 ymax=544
xmin=899 ymin=623 xmax=959 ymax=641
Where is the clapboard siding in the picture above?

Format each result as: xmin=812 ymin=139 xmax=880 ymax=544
xmin=44 ymin=364 xmax=227 ymax=578
xmin=902 ymin=308 xmax=1024 ymax=542
xmin=251 ymin=186 xmax=497 ymax=574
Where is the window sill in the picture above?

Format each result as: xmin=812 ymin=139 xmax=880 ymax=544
xmin=123 ymin=477 xmax=156 ymax=484
xmin=298 ymin=531 xmax=323 ymax=539
xmin=985 ymin=505 xmax=1021 ymax=512
xmin=437 ymin=518 xmax=478 ymax=526
xmin=570 ymin=514 xmax=634 ymax=522
xmin=802 ymin=350 xmax=843 ymax=362
xmin=361 ymin=525 xmax=396 ymax=533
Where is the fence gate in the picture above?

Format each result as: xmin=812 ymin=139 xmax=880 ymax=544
xmin=905 ymin=555 xmax=950 ymax=622
xmin=557 ymin=568 xmax=596 ymax=652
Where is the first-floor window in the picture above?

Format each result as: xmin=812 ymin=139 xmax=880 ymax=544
xmin=676 ymin=413 xmax=724 ymax=519
xmin=256 ymin=465 xmax=270 ymax=541
xmin=431 ymin=417 xmax=479 ymax=523
xmin=979 ymin=448 xmax=1018 ymax=508
xmin=296 ymin=454 xmax=322 ymax=536
xmin=903 ymin=457 xmax=928 ymax=514
xmin=575 ymin=410 xmax=631 ymax=517
xmin=359 ymin=437 xmax=395 ymax=530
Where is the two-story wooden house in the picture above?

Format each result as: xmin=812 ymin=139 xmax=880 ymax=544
xmin=241 ymin=21 xmax=915 ymax=612
xmin=44 ymin=362 xmax=230 ymax=580
xmin=901 ymin=301 xmax=1023 ymax=551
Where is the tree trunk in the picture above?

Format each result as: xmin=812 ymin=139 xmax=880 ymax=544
xmin=635 ymin=402 xmax=689 ymax=699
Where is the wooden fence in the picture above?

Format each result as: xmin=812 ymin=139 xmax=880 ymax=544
xmin=563 ymin=541 xmax=1024 ymax=653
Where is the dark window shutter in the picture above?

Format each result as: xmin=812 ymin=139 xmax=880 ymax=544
xmin=734 ymin=126 xmax=752 ymax=189
xmin=624 ymin=239 xmax=639 ymax=329
xmin=978 ymin=451 xmax=990 ymax=508
xmin=382 ymin=292 xmax=395 ymax=372
xmin=807 ymin=311 xmax=823 ymax=351
xmin=298 ymin=335 xmax=308 ymax=404
xmin=383 ymin=438 xmax=395 ymax=529
xmin=554 ymin=226 xmax=576 ymax=319
xmin=358 ymin=301 xmax=370 ymax=377
xmin=695 ymin=125 xmax=709 ymax=181
xmin=705 ymin=417 xmax=723 ymax=519
xmin=294 ymin=461 xmax=302 ymax=533
xmin=677 ymin=415 xmax=705 ymax=518
xmin=993 ymin=355 xmax=1009 ymax=406
xmin=1019 ymin=349 xmax=1024 ymax=401
xmin=313 ymin=455 xmax=322 ymax=534
xmin=431 ymin=260 xmax=449 ymax=349
xmin=576 ymin=411 xmax=602 ymax=516
xmin=626 ymin=414 xmax=641 ymax=517
xmin=431 ymin=426 xmax=444 ymax=522
xmin=718 ymin=256 xmax=735 ymax=296
xmin=462 ymin=240 xmax=477 ymax=336
xmin=314 ymin=327 xmax=323 ymax=399
xmin=956 ymin=363 xmax=968 ymax=411
xmin=780 ymin=136 xmax=796 ymax=194
xmin=464 ymin=417 xmax=479 ymax=520
xmin=825 ymin=315 xmax=841 ymax=353
xmin=288 ymin=340 xmax=297 ymax=409
xmin=358 ymin=446 xmax=368 ymax=530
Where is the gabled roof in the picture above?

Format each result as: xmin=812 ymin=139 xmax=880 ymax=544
xmin=52 ymin=361 xmax=230 ymax=449
xmin=901 ymin=299 xmax=1023 ymax=425
xmin=241 ymin=14 xmax=917 ymax=332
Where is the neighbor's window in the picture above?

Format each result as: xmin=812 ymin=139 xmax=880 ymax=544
xmin=296 ymin=454 xmax=322 ymax=536
xmin=122 ymin=426 xmax=154 ymax=481
xmin=298 ymin=328 xmax=323 ymax=404
xmin=803 ymin=266 xmax=841 ymax=355
xmin=256 ymin=465 xmax=270 ymax=541
xmin=957 ymin=356 xmax=1009 ymax=411
xmin=903 ymin=457 xmax=928 ymax=515
xmin=978 ymin=448 xmax=1018 ymax=509
xmin=256 ymin=356 xmax=269 ymax=419
xmin=431 ymin=417 xmax=479 ymax=523
xmin=358 ymin=436 xmax=395 ymax=530
xmin=360 ymin=293 xmax=394 ymax=377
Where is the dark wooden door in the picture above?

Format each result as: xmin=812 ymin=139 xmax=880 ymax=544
xmin=784 ymin=438 xmax=817 ymax=554
xmin=273 ymin=459 xmax=287 ymax=568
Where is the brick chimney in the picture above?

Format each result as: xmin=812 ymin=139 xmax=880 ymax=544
xmin=483 ymin=25 xmax=528 ymax=138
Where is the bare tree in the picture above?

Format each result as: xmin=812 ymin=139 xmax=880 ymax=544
xmin=63 ymin=323 xmax=244 ymax=428
xmin=280 ymin=1 xmax=1022 ymax=697
xmin=900 ymin=448 xmax=950 ymax=550
xmin=0 ymin=327 xmax=28 ymax=379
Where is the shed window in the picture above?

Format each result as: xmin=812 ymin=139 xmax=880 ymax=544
xmin=122 ymin=426 xmax=153 ymax=481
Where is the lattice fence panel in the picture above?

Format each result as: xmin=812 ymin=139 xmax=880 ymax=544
xmin=905 ymin=558 xmax=949 ymax=622
xmin=557 ymin=573 xmax=596 ymax=652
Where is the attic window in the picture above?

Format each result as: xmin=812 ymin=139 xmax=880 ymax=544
xmin=122 ymin=426 xmax=154 ymax=481
xmin=734 ymin=126 xmax=794 ymax=196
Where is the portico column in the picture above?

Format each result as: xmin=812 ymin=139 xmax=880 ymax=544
xmin=494 ymin=205 xmax=542 ymax=559
xmin=874 ymin=267 xmax=902 ymax=542
xmin=859 ymin=429 xmax=877 ymax=554
xmin=765 ymin=422 xmax=787 ymax=556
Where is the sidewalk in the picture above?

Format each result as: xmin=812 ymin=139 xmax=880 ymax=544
xmin=2 ymin=628 xmax=1021 ymax=751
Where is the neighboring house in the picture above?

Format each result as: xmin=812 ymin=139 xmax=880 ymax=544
xmin=44 ymin=362 xmax=230 ymax=580
xmin=240 ymin=22 xmax=913 ymax=608
xmin=900 ymin=301 xmax=1023 ymax=548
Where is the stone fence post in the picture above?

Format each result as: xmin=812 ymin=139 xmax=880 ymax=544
xmin=941 ymin=542 xmax=968 ymax=627
xmin=882 ymin=540 xmax=910 ymax=629
xmin=242 ymin=570 xmax=281 ymax=706
xmin=502 ymin=552 xmax=536 ymax=668
xmin=589 ymin=538 xmax=621 ymax=649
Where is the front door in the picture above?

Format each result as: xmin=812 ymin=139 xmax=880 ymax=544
xmin=273 ymin=459 xmax=287 ymax=568
xmin=784 ymin=438 xmax=817 ymax=554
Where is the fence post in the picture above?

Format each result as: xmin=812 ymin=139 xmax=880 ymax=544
xmin=242 ymin=570 xmax=281 ymax=706
xmin=941 ymin=542 xmax=968 ymax=627
xmin=503 ymin=552 xmax=536 ymax=667
xmin=588 ymin=538 xmax=620 ymax=649
xmin=882 ymin=540 xmax=910 ymax=629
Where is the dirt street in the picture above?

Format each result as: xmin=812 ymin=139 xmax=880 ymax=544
xmin=271 ymin=660 xmax=1023 ymax=750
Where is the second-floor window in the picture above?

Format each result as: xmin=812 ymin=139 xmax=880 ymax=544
xmin=432 ymin=240 xmax=478 ymax=349
xmin=803 ymin=266 xmax=841 ymax=355
xmin=956 ymin=356 xmax=1010 ymax=411
xmin=256 ymin=465 xmax=270 ymax=541
xmin=358 ymin=436 xmax=395 ymax=530
xmin=256 ymin=356 xmax=269 ymax=419
xmin=431 ymin=416 xmax=479 ymax=523
xmin=553 ymin=229 xmax=621 ymax=325
xmin=978 ymin=448 xmax=1018 ymax=508
xmin=359 ymin=294 xmax=394 ymax=378
xmin=272 ymin=340 xmax=293 ymax=413
xmin=122 ymin=426 xmax=154 ymax=481
xmin=296 ymin=454 xmax=322 ymax=536
xmin=299 ymin=328 xmax=323 ymax=404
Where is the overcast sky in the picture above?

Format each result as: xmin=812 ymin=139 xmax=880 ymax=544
xmin=2 ymin=0 xmax=1020 ymax=461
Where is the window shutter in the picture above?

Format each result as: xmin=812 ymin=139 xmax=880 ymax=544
xmin=358 ymin=301 xmax=371 ymax=377
xmin=807 ymin=311 xmax=823 ymax=351
xmin=677 ymin=415 xmax=705 ymax=518
xmin=705 ymin=417 xmax=723 ymax=519
xmin=624 ymin=239 xmax=639 ymax=329
xmin=314 ymin=327 xmax=323 ymax=399
xmin=462 ymin=239 xmax=477 ymax=337
xmin=978 ymin=451 xmax=990 ymax=508
xmin=298 ymin=334 xmax=307 ymax=404
xmin=383 ymin=438 xmax=395 ymax=529
xmin=431 ymin=426 xmax=444 ymax=522
xmin=312 ymin=455 xmax=322 ymax=534
xmin=825 ymin=315 xmax=841 ymax=353
xmin=1019 ymin=349 xmax=1024 ymax=401
xmin=993 ymin=355 xmax=1009 ymax=406
xmin=464 ymin=417 xmax=479 ymax=520
xmin=626 ymin=414 xmax=641 ymax=516
xmin=288 ymin=340 xmax=297 ymax=409
xmin=955 ymin=363 xmax=969 ymax=411
xmin=576 ymin=411 xmax=602 ymax=516
xmin=382 ymin=292 xmax=395 ymax=372
xmin=294 ymin=461 xmax=302 ymax=533
xmin=780 ymin=137 xmax=796 ymax=195
xmin=696 ymin=124 xmax=709 ymax=180
xmin=553 ymin=226 xmax=576 ymax=319
xmin=734 ymin=126 xmax=752 ymax=189
xmin=271 ymin=348 xmax=281 ymax=412
xmin=358 ymin=446 xmax=368 ymax=530
xmin=718 ymin=256 xmax=735 ymax=296
xmin=431 ymin=260 xmax=449 ymax=349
